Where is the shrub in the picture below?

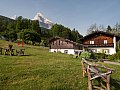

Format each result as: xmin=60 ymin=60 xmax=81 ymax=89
xmin=108 ymin=51 xmax=120 ymax=62
xmin=73 ymin=55 xmax=78 ymax=58
xmin=90 ymin=53 xmax=107 ymax=60
xmin=80 ymin=51 xmax=91 ymax=59
xmin=80 ymin=52 xmax=109 ymax=61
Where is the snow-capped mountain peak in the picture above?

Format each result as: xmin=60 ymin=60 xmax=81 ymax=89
xmin=33 ymin=13 xmax=54 ymax=29
xmin=10 ymin=15 xmax=17 ymax=20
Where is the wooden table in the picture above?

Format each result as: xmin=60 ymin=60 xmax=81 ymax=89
xmin=10 ymin=49 xmax=15 ymax=56
xmin=16 ymin=49 xmax=25 ymax=56
xmin=4 ymin=48 xmax=10 ymax=55
xmin=4 ymin=48 xmax=15 ymax=56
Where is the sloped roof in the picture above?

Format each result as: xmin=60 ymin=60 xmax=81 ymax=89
xmin=83 ymin=31 xmax=120 ymax=41
xmin=49 ymin=36 xmax=82 ymax=46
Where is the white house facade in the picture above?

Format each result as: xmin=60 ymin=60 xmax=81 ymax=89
xmin=49 ymin=49 xmax=83 ymax=55
xmin=49 ymin=37 xmax=83 ymax=55
xmin=83 ymin=31 xmax=120 ymax=55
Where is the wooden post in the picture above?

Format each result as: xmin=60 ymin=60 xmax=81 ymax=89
xmin=106 ymin=74 xmax=110 ymax=90
xmin=87 ymin=65 xmax=92 ymax=90
xmin=81 ymin=61 xmax=85 ymax=77
xmin=81 ymin=59 xmax=113 ymax=90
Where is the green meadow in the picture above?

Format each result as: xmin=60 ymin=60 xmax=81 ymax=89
xmin=0 ymin=40 xmax=120 ymax=90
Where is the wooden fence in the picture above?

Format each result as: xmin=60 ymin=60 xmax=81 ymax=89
xmin=81 ymin=58 xmax=114 ymax=90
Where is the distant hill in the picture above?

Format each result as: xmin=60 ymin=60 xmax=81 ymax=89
xmin=0 ymin=15 xmax=15 ymax=32
xmin=0 ymin=15 xmax=15 ymax=24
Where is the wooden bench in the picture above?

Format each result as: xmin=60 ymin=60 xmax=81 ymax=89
xmin=4 ymin=48 xmax=10 ymax=55
xmin=16 ymin=49 xmax=25 ymax=56
xmin=4 ymin=48 xmax=15 ymax=56
xmin=10 ymin=49 xmax=15 ymax=56
xmin=81 ymin=58 xmax=113 ymax=90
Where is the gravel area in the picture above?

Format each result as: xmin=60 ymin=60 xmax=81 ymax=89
xmin=104 ymin=61 xmax=120 ymax=66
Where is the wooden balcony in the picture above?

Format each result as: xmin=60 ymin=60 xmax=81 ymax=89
xmin=50 ymin=45 xmax=74 ymax=49
xmin=83 ymin=43 xmax=114 ymax=47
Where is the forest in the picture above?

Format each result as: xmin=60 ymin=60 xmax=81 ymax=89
xmin=0 ymin=15 xmax=83 ymax=46
xmin=1 ymin=15 xmax=120 ymax=62
xmin=1 ymin=15 xmax=120 ymax=47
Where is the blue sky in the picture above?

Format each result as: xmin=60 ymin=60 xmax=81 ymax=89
xmin=0 ymin=0 xmax=120 ymax=35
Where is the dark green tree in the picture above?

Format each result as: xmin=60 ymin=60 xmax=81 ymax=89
xmin=51 ymin=24 xmax=71 ymax=39
xmin=0 ymin=21 xmax=6 ymax=32
xmin=51 ymin=24 xmax=63 ymax=37
xmin=19 ymin=29 xmax=41 ymax=45
xmin=16 ymin=16 xmax=23 ymax=31
xmin=71 ymin=28 xmax=83 ymax=43
xmin=21 ymin=18 xmax=30 ymax=29
xmin=8 ymin=30 xmax=17 ymax=41
xmin=31 ymin=20 xmax=41 ymax=34
xmin=106 ymin=25 xmax=112 ymax=33
xmin=51 ymin=24 xmax=83 ymax=43
xmin=62 ymin=28 xmax=71 ymax=39
xmin=7 ymin=21 xmax=16 ymax=30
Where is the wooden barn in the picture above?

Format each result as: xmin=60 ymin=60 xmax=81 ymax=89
xmin=82 ymin=31 xmax=120 ymax=55
xmin=49 ymin=37 xmax=83 ymax=55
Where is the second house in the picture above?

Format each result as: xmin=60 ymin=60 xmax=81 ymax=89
xmin=49 ymin=37 xmax=83 ymax=55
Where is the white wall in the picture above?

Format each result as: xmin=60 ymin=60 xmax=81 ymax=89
xmin=49 ymin=49 xmax=83 ymax=55
xmin=88 ymin=47 xmax=116 ymax=55
xmin=113 ymin=36 xmax=116 ymax=54
xmin=50 ymin=46 xmax=116 ymax=55
xmin=50 ymin=49 xmax=74 ymax=55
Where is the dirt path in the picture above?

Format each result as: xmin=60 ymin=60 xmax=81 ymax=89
xmin=104 ymin=61 xmax=120 ymax=66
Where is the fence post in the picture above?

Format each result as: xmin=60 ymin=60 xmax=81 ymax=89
xmin=87 ymin=65 xmax=92 ymax=90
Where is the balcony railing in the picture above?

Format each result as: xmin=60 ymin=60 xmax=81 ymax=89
xmin=83 ymin=43 xmax=114 ymax=47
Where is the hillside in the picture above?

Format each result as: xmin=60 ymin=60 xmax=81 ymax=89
xmin=0 ymin=40 xmax=120 ymax=90
xmin=0 ymin=15 xmax=14 ymax=23
xmin=0 ymin=15 xmax=15 ymax=33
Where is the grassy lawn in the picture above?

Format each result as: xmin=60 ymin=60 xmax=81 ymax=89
xmin=0 ymin=40 xmax=120 ymax=90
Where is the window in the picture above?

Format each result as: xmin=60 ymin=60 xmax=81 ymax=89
xmin=103 ymin=49 xmax=109 ymax=54
xmin=91 ymin=49 xmax=96 ymax=53
xmin=74 ymin=51 xmax=78 ymax=55
xmin=64 ymin=50 xmax=68 ymax=54
xmin=59 ymin=40 xmax=60 ymax=45
xmin=56 ymin=41 xmax=57 ymax=45
xmin=90 ymin=41 xmax=94 ymax=44
xmin=104 ymin=40 xmax=107 ymax=44
xmin=53 ymin=41 xmax=54 ymax=45
xmin=62 ymin=41 xmax=63 ymax=45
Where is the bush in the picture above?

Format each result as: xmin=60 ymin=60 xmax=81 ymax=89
xmin=73 ymin=55 xmax=78 ymax=58
xmin=108 ymin=51 xmax=120 ymax=62
xmin=80 ymin=51 xmax=91 ymax=59
xmin=90 ymin=53 xmax=107 ymax=60
xmin=80 ymin=52 xmax=109 ymax=61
